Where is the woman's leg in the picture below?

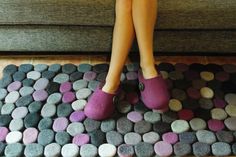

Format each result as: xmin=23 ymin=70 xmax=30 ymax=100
xmin=132 ymin=0 xmax=158 ymax=79
xmin=102 ymin=0 xmax=135 ymax=94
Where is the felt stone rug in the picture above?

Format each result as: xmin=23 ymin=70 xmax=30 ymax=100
xmin=0 ymin=62 xmax=236 ymax=157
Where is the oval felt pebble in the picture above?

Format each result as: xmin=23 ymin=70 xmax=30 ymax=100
xmin=208 ymin=119 xmax=225 ymax=132
xmin=154 ymin=141 xmax=173 ymax=157
xmin=224 ymin=117 xmax=236 ymax=131
xmin=200 ymin=87 xmax=214 ymax=99
xmin=23 ymin=128 xmax=38 ymax=144
xmin=0 ymin=127 xmax=9 ymax=142
xmin=162 ymin=132 xmax=178 ymax=144
xmin=72 ymin=133 xmax=90 ymax=146
xmin=7 ymin=81 xmax=22 ymax=92
xmin=171 ymin=120 xmax=189 ymax=133
xmin=61 ymin=144 xmax=79 ymax=157
xmin=44 ymin=143 xmax=61 ymax=157
xmin=53 ymin=117 xmax=69 ymax=132
xmin=118 ymin=144 xmax=134 ymax=157
xmin=189 ymin=118 xmax=207 ymax=131
xmin=80 ymin=144 xmax=98 ymax=157
xmin=98 ymin=143 xmax=116 ymax=157
xmin=27 ymin=71 xmax=41 ymax=80
xmin=225 ymin=104 xmax=236 ymax=117
xmin=5 ymin=91 xmax=20 ymax=104
xmin=6 ymin=131 xmax=22 ymax=144
xmin=200 ymin=71 xmax=214 ymax=81
xmin=211 ymin=108 xmax=228 ymax=120
xmin=142 ymin=131 xmax=160 ymax=144
xmin=168 ymin=99 xmax=182 ymax=111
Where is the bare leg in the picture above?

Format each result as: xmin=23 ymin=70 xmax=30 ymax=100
xmin=102 ymin=0 xmax=135 ymax=94
xmin=132 ymin=0 xmax=158 ymax=79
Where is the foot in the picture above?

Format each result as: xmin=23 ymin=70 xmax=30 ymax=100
xmin=102 ymin=80 xmax=120 ymax=94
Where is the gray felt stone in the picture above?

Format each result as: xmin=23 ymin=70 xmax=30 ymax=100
xmin=0 ymin=101 xmax=2 ymax=111
xmin=24 ymin=143 xmax=44 ymax=157
xmin=34 ymin=64 xmax=48 ymax=72
xmin=126 ymin=63 xmax=139 ymax=72
xmin=53 ymin=73 xmax=69 ymax=84
xmin=0 ymin=75 xmax=13 ymax=88
xmin=0 ymin=88 xmax=8 ymax=100
xmin=225 ymin=93 xmax=236 ymax=105
xmin=66 ymin=122 xmax=85 ymax=136
xmin=117 ymin=117 xmax=133 ymax=135
xmin=196 ymin=130 xmax=216 ymax=144
xmin=153 ymin=121 xmax=171 ymax=134
xmin=0 ymin=115 xmax=12 ymax=127
xmin=106 ymin=131 xmax=123 ymax=146
xmin=76 ymin=88 xmax=92 ymax=99
xmin=16 ymin=95 xmax=33 ymax=107
xmin=44 ymin=143 xmax=61 ymax=157
xmin=13 ymin=71 xmax=25 ymax=82
xmin=232 ymin=143 xmax=236 ymax=155
xmin=93 ymin=63 xmax=109 ymax=73
xmin=73 ymin=79 xmax=88 ymax=91
xmin=48 ymin=64 xmax=61 ymax=73
xmin=47 ymin=93 xmax=62 ymax=104
xmin=19 ymin=86 xmax=34 ymax=96
xmin=144 ymin=111 xmax=161 ymax=123
xmin=19 ymin=64 xmax=33 ymax=73
xmin=24 ymin=113 xmax=40 ymax=128
xmin=124 ymin=132 xmax=142 ymax=145
xmin=78 ymin=63 xmax=92 ymax=73
xmin=9 ymin=119 xmax=24 ymax=131
xmin=225 ymin=117 xmax=236 ymax=131
xmin=189 ymin=118 xmax=207 ymax=131
xmin=37 ymin=129 xmax=54 ymax=146
xmin=142 ymin=131 xmax=160 ymax=144
xmin=38 ymin=118 xmax=53 ymax=131
xmin=192 ymin=142 xmax=211 ymax=157
xmin=179 ymin=132 xmax=197 ymax=144
xmin=96 ymin=72 xmax=107 ymax=82
xmin=89 ymin=130 xmax=105 ymax=147
xmin=212 ymin=142 xmax=231 ymax=156
xmin=216 ymin=130 xmax=234 ymax=143
xmin=88 ymin=80 xmax=100 ymax=91
xmin=199 ymin=97 xmax=214 ymax=109
xmin=62 ymin=64 xmax=77 ymax=74
xmin=22 ymin=78 xmax=35 ymax=87
xmin=55 ymin=131 xmax=71 ymax=145
xmin=70 ymin=71 xmax=83 ymax=82
xmin=33 ymin=78 xmax=49 ymax=90
xmin=1 ymin=103 xmax=15 ymax=115
xmin=4 ymin=143 xmax=23 ymax=157
xmin=134 ymin=142 xmax=154 ymax=157
xmin=0 ymin=142 xmax=5 ymax=155
xmin=118 ymin=144 xmax=134 ymax=157
xmin=3 ymin=64 xmax=18 ymax=76
xmin=101 ymin=119 xmax=116 ymax=133
xmin=174 ymin=142 xmax=191 ymax=156
xmin=28 ymin=101 xmax=42 ymax=113
xmin=80 ymin=144 xmax=98 ymax=157
xmin=42 ymin=71 xmax=56 ymax=80
xmin=57 ymin=103 xmax=73 ymax=117
xmin=84 ymin=118 xmax=101 ymax=132
xmin=41 ymin=103 xmax=56 ymax=118
xmin=134 ymin=120 xmax=152 ymax=134
xmin=117 ymin=101 xmax=132 ymax=114
xmin=161 ymin=111 xmax=178 ymax=123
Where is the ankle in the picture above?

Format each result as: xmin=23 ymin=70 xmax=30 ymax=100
xmin=102 ymin=80 xmax=120 ymax=94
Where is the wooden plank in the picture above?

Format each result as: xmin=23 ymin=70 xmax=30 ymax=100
xmin=0 ymin=26 xmax=235 ymax=53
xmin=0 ymin=0 xmax=235 ymax=29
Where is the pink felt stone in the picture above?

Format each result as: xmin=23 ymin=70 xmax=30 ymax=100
xmin=208 ymin=119 xmax=225 ymax=132
xmin=178 ymin=109 xmax=194 ymax=121
xmin=154 ymin=141 xmax=173 ymax=157
xmin=127 ymin=111 xmax=143 ymax=123
xmin=213 ymin=98 xmax=226 ymax=108
xmin=0 ymin=127 xmax=9 ymax=142
xmin=32 ymin=89 xmax=48 ymax=101
xmin=187 ymin=87 xmax=201 ymax=99
xmin=53 ymin=117 xmax=69 ymax=132
xmin=62 ymin=91 xmax=75 ymax=103
xmin=72 ymin=133 xmax=90 ymax=146
xmin=215 ymin=71 xmax=230 ymax=82
xmin=162 ymin=132 xmax=178 ymax=144
xmin=60 ymin=82 xmax=72 ymax=93
xmin=175 ymin=63 xmax=189 ymax=72
xmin=126 ymin=72 xmax=138 ymax=80
xmin=69 ymin=111 xmax=86 ymax=122
xmin=125 ymin=92 xmax=139 ymax=105
xmin=23 ymin=128 xmax=38 ymax=144
xmin=7 ymin=81 xmax=22 ymax=92
xmin=83 ymin=71 xmax=97 ymax=81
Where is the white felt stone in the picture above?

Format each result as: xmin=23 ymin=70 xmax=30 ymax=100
xmin=61 ymin=144 xmax=79 ymax=157
xmin=6 ymin=131 xmax=22 ymax=144
xmin=5 ymin=91 xmax=20 ymax=103
xmin=44 ymin=143 xmax=61 ymax=157
xmin=225 ymin=104 xmax=236 ymax=117
xmin=98 ymin=143 xmax=116 ymax=157
xmin=211 ymin=108 xmax=228 ymax=120
xmin=171 ymin=120 xmax=190 ymax=133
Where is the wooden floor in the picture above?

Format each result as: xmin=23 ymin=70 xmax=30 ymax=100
xmin=0 ymin=55 xmax=236 ymax=78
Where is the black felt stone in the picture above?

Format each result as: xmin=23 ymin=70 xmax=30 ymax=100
xmin=162 ymin=111 xmax=178 ymax=123
xmin=0 ymin=75 xmax=12 ymax=88
xmin=57 ymin=103 xmax=73 ymax=117
xmin=55 ymin=131 xmax=71 ymax=145
xmin=174 ymin=79 xmax=191 ymax=90
xmin=62 ymin=64 xmax=77 ymax=74
xmin=216 ymin=131 xmax=234 ymax=143
xmin=205 ymin=63 xmax=223 ymax=73
xmin=42 ymin=71 xmax=56 ymax=80
xmin=157 ymin=62 xmax=175 ymax=72
xmin=171 ymin=88 xmax=187 ymax=101
xmin=232 ymin=143 xmax=236 ymax=155
xmin=194 ymin=108 xmax=211 ymax=120
xmin=184 ymin=70 xmax=200 ymax=81
xmin=89 ymin=130 xmax=105 ymax=147
xmin=46 ymin=82 xmax=60 ymax=95
xmin=84 ymin=118 xmax=101 ymax=132
xmin=134 ymin=120 xmax=152 ymax=134
xmin=13 ymin=71 xmax=25 ymax=82
xmin=22 ymin=78 xmax=35 ymax=87
xmin=133 ymin=101 xmax=149 ymax=114
xmin=207 ymin=80 xmax=222 ymax=90
xmin=0 ymin=142 xmax=5 ymax=155
xmin=182 ymin=98 xmax=200 ymax=110
xmin=28 ymin=101 xmax=43 ymax=113
xmin=24 ymin=113 xmax=40 ymax=128
xmin=222 ymin=80 xmax=236 ymax=93
xmin=153 ymin=121 xmax=171 ymax=135
xmin=19 ymin=64 xmax=33 ymax=73
xmin=93 ymin=63 xmax=109 ymax=73
xmin=214 ymin=89 xmax=225 ymax=99
xmin=70 ymin=71 xmax=83 ymax=82
xmin=189 ymin=63 xmax=206 ymax=72
xmin=0 ymin=115 xmax=12 ymax=127
xmin=174 ymin=142 xmax=191 ymax=156
xmin=48 ymin=64 xmax=61 ymax=73
xmin=3 ymin=64 xmax=18 ymax=76
xmin=192 ymin=142 xmax=211 ymax=157
xmin=179 ymin=132 xmax=197 ymax=144
xmin=16 ymin=95 xmax=33 ymax=107
xmin=134 ymin=142 xmax=154 ymax=157
xmin=122 ymin=80 xmax=138 ymax=93
xmin=38 ymin=118 xmax=53 ymax=131
xmin=117 ymin=117 xmax=133 ymax=135
xmin=96 ymin=72 xmax=107 ymax=82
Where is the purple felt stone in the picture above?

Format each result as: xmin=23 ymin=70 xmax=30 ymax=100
xmin=60 ymin=82 xmax=72 ymax=93
xmin=32 ymin=89 xmax=48 ymax=101
xmin=213 ymin=98 xmax=226 ymax=108
xmin=23 ymin=128 xmax=38 ymax=144
xmin=0 ymin=127 xmax=9 ymax=142
xmin=126 ymin=72 xmax=138 ymax=80
xmin=162 ymin=132 xmax=178 ymax=144
xmin=215 ymin=71 xmax=230 ymax=82
xmin=72 ymin=133 xmax=90 ymax=146
xmin=62 ymin=91 xmax=75 ymax=103
xmin=208 ymin=119 xmax=225 ymax=132
xmin=187 ymin=87 xmax=201 ymax=99
xmin=7 ymin=81 xmax=22 ymax=92
xmin=83 ymin=71 xmax=97 ymax=81
xmin=175 ymin=63 xmax=189 ymax=72
xmin=154 ymin=141 xmax=173 ymax=157
xmin=53 ymin=117 xmax=69 ymax=132
xmin=184 ymin=70 xmax=200 ymax=81
xmin=126 ymin=92 xmax=139 ymax=104
xmin=127 ymin=111 xmax=143 ymax=123
xmin=69 ymin=111 xmax=86 ymax=122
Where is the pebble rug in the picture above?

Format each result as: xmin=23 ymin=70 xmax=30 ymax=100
xmin=0 ymin=62 xmax=236 ymax=157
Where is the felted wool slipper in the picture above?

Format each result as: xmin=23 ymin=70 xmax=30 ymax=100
xmin=138 ymin=68 xmax=170 ymax=111
xmin=84 ymin=81 xmax=121 ymax=120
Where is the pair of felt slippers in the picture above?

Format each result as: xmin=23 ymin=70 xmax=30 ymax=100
xmin=84 ymin=68 xmax=170 ymax=120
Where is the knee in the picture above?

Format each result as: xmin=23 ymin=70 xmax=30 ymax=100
xmin=115 ymin=0 xmax=132 ymax=14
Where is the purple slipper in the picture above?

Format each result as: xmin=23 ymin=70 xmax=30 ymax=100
xmin=138 ymin=68 xmax=170 ymax=110
xmin=84 ymin=81 xmax=121 ymax=120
